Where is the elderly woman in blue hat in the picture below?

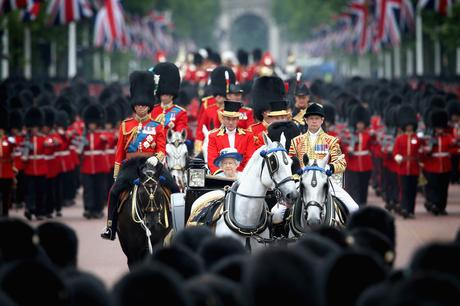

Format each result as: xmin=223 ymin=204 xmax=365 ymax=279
xmin=213 ymin=147 xmax=243 ymax=179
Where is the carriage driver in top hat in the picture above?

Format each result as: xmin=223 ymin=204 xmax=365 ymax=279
xmin=289 ymin=103 xmax=359 ymax=213
xmin=101 ymin=71 xmax=179 ymax=241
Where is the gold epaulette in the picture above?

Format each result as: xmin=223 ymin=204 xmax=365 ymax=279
xmin=202 ymin=96 xmax=213 ymax=109
xmin=237 ymin=128 xmax=246 ymax=135
xmin=174 ymin=104 xmax=186 ymax=111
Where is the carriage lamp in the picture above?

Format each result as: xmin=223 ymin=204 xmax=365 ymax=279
xmin=188 ymin=168 xmax=206 ymax=187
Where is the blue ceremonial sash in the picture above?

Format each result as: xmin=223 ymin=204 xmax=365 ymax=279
xmin=127 ymin=121 xmax=159 ymax=152
xmin=164 ymin=106 xmax=181 ymax=126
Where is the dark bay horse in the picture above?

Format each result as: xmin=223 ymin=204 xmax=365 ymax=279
xmin=116 ymin=156 xmax=172 ymax=269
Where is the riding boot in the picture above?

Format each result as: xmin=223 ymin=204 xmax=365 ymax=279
xmin=101 ymin=186 xmax=121 ymax=241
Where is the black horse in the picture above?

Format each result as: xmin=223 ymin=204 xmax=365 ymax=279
xmin=116 ymin=157 xmax=172 ymax=269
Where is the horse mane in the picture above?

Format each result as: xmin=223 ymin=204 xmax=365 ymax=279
xmin=241 ymin=146 xmax=265 ymax=177
xmin=117 ymin=156 xmax=149 ymax=185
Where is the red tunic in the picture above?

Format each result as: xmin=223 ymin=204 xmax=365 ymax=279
xmin=392 ymin=133 xmax=422 ymax=176
xmin=80 ymin=130 xmax=109 ymax=175
xmin=22 ymin=134 xmax=47 ymax=176
xmin=195 ymin=96 xmax=218 ymax=142
xmin=238 ymin=106 xmax=255 ymax=130
xmin=0 ymin=135 xmax=15 ymax=179
xmin=43 ymin=133 xmax=61 ymax=179
xmin=422 ymin=133 xmax=456 ymax=173
xmin=344 ymin=131 xmax=373 ymax=172
xmin=207 ymin=127 xmax=256 ymax=174
xmin=195 ymin=103 xmax=222 ymax=142
xmin=151 ymin=104 xmax=188 ymax=135
xmin=248 ymin=121 xmax=268 ymax=149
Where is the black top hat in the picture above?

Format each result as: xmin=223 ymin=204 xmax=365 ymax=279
xmin=210 ymin=66 xmax=236 ymax=97
xmin=153 ymin=62 xmax=181 ymax=98
xmin=268 ymin=100 xmax=289 ymax=117
xmin=129 ymin=71 xmax=155 ymax=110
xmin=220 ymin=100 xmax=242 ymax=118
xmin=228 ymin=83 xmax=244 ymax=94
xmin=304 ymin=103 xmax=325 ymax=118
xmin=295 ymin=84 xmax=310 ymax=96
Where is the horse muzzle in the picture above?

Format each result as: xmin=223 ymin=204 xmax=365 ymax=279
xmin=286 ymin=190 xmax=300 ymax=202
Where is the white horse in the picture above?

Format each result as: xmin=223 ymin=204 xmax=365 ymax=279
xmin=290 ymin=153 xmax=348 ymax=236
xmin=188 ymin=133 xmax=299 ymax=251
xmin=166 ymin=129 xmax=188 ymax=192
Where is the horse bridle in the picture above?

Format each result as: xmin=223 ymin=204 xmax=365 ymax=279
xmin=227 ymin=147 xmax=294 ymax=201
xmin=298 ymin=164 xmax=331 ymax=213
xmin=138 ymin=175 xmax=169 ymax=228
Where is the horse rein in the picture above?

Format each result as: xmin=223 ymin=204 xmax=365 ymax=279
xmin=259 ymin=147 xmax=295 ymax=201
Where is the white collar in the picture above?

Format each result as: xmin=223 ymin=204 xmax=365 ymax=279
xmin=308 ymin=129 xmax=320 ymax=136
xmin=226 ymin=128 xmax=237 ymax=135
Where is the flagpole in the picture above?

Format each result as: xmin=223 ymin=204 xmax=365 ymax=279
xmin=393 ymin=46 xmax=401 ymax=78
xmin=2 ymin=18 xmax=9 ymax=80
xmin=68 ymin=21 xmax=77 ymax=78
xmin=24 ymin=26 xmax=32 ymax=79
xmin=49 ymin=40 xmax=57 ymax=78
xmin=416 ymin=7 xmax=423 ymax=76
xmin=434 ymin=40 xmax=441 ymax=76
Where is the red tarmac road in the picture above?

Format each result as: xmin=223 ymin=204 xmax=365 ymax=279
xmin=10 ymin=185 xmax=460 ymax=288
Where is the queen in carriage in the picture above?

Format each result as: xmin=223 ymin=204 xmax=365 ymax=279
xmin=213 ymin=147 xmax=242 ymax=180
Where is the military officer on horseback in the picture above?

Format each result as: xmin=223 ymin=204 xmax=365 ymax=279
xmin=289 ymin=103 xmax=359 ymax=214
xmin=101 ymin=71 xmax=178 ymax=241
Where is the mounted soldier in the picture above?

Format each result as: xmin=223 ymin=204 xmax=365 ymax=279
xmin=101 ymin=71 xmax=178 ymax=241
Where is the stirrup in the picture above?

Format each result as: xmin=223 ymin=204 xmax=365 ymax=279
xmin=100 ymin=227 xmax=116 ymax=241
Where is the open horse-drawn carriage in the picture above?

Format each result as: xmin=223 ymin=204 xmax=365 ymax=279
xmin=115 ymin=134 xmax=350 ymax=268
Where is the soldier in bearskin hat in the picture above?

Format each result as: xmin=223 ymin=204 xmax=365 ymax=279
xmin=194 ymin=66 xmax=236 ymax=156
xmin=102 ymin=71 xmax=178 ymax=240
xmin=344 ymin=104 xmax=373 ymax=207
xmin=422 ymin=109 xmax=457 ymax=216
xmin=0 ymin=103 xmax=14 ymax=216
xmin=22 ymin=106 xmax=48 ymax=220
xmin=150 ymin=62 xmax=188 ymax=135
xmin=80 ymin=103 xmax=108 ymax=219
xmin=206 ymin=100 xmax=255 ymax=174
xmin=289 ymin=103 xmax=359 ymax=213
xmin=392 ymin=105 xmax=422 ymax=219
xmin=248 ymin=76 xmax=286 ymax=148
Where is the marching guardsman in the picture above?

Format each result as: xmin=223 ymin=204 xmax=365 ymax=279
xmin=289 ymin=103 xmax=359 ymax=213
xmin=104 ymin=103 xmax=120 ymax=195
xmin=227 ymin=83 xmax=254 ymax=129
xmin=9 ymin=110 xmax=25 ymax=209
xmin=194 ymin=66 xmax=236 ymax=156
xmin=235 ymin=49 xmax=250 ymax=84
xmin=22 ymin=107 xmax=47 ymax=220
xmin=41 ymin=106 xmax=61 ymax=218
xmin=422 ymin=109 xmax=456 ymax=216
xmin=101 ymin=71 xmax=169 ymax=241
xmin=150 ymin=62 xmax=188 ymax=134
xmin=248 ymin=76 xmax=286 ymax=148
xmin=343 ymin=104 xmax=374 ymax=207
xmin=55 ymin=110 xmax=73 ymax=217
xmin=207 ymin=100 xmax=256 ymax=174
xmin=80 ymin=103 xmax=109 ymax=219
xmin=392 ymin=105 xmax=422 ymax=219
xmin=0 ymin=104 xmax=15 ymax=216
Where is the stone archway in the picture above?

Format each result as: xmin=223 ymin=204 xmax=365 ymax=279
xmin=217 ymin=0 xmax=280 ymax=60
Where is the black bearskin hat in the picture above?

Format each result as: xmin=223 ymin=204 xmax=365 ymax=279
xmin=252 ymin=48 xmax=262 ymax=62
xmin=57 ymin=102 xmax=76 ymax=124
xmin=55 ymin=110 xmax=70 ymax=128
xmin=323 ymin=103 xmax=336 ymax=125
xmin=251 ymin=76 xmax=285 ymax=121
xmin=397 ymin=104 xmax=418 ymax=129
xmin=129 ymin=71 xmax=155 ymax=110
xmin=447 ymin=100 xmax=460 ymax=119
xmin=153 ymin=62 xmax=181 ymax=98
xmin=36 ymin=93 xmax=52 ymax=107
xmin=8 ymin=110 xmax=23 ymax=130
xmin=0 ymin=103 xmax=8 ymax=130
xmin=210 ymin=66 xmax=236 ymax=97
xmin=41 ymin=106 xmax=56 ymax=128
xmin=237 ymin=49 xmax=249 ymax=66
xmin=105 ymin=103 xmax=120 ymax=126
xmin=193 ymin=52 xmax=203 ymax=66
xmin=24 ymin=106 xmax=44 ymax=128
xmin=267 ymin=121 xmax=300 ymax=152
xmin=430 ymin=109 xmax=448 ymax=129
xmin=350 ymin=104 xmax=371 ymax=128
xmin=83 ymin=103 xmax=105 ymax=126
xmin=8 ymin=96 xmax=22 ymax=110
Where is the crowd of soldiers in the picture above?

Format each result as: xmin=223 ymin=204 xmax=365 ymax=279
xmin=0 ymin=47 xmax=459 ymax=224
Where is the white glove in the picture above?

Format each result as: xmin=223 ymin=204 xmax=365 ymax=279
xmin=146 ymin=156 xmax=159 ymax=167
xmin=271 ymin=204 xmax=287 ymax=224
xmin=394 ymin=154 xmax=403 ymax=164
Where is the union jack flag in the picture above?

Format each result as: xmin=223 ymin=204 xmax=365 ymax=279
xmin=418 ymin=0 xmax=453 ymax=16
xmin=400 ymin=0 xmax=415 ymax=32
xmin=21 ymin=0 xmax=41 ymax=22
xmin=46 ymin=0 xmax=93 ymax=25
xmin=94 ymin=0 xmax=129 ymax=51
xmin=373 ymin=0 xmax=402 ymax=51
xmin=350 ymin=0 xmax=371 ymax=54
xmin=0 ymin=0 xmax=27 ymax=15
